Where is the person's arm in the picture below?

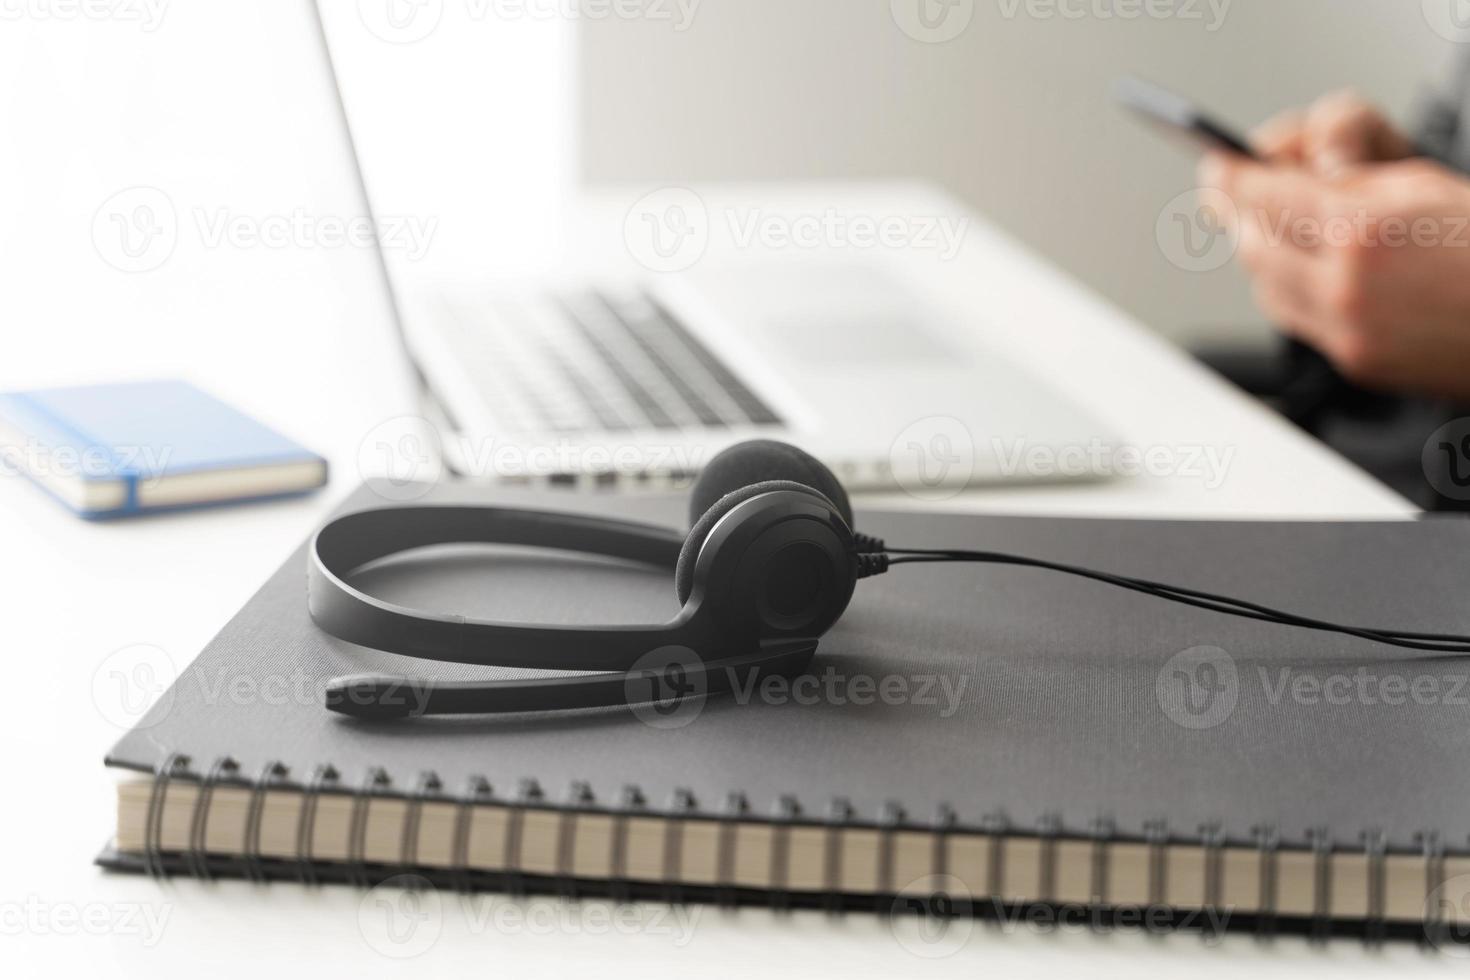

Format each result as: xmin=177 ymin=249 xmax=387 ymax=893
xmin=1197 ymin=154 xmax=1470 ymax=400
xmin=1415 ymin=52 xmax=1470 ymax=172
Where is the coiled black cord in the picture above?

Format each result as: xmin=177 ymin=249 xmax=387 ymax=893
xmin=857 ymin=541 xmax=1470 ymax=654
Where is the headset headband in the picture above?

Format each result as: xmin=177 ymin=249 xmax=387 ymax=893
xmin=308 ymin=505 xmax=700 ymax=671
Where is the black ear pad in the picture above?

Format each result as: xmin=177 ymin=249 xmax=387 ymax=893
xmin=675 ymin=479 xmax=837 ymax=605
xmin=689 ymin=441 xmax=853 ymax=532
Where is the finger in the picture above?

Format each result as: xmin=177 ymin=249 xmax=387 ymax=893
xmin=1252 ymin=110 xmax=1306 ymax=165
xmin=1235 ymin=212 xmax=1328 ymax=281
xmin=1252 ymin=280 xmax=1316 ymax=337
xmin=1303 ymin=90 xmax=1392 ymax=176
xmin=1196 ymin=154 xmax=1241 ymax=231
xmin=1212 ymin=160 xmax=1327 ymax=248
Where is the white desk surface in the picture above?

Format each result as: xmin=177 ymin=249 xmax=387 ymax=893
xmin=0 ymin=13 xmax=1434 ymax=975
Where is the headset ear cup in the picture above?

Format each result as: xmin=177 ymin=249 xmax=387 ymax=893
xmin=689 ymin=440 xmax=853 ymax=531
xmin=675 ymin=480 xmax=837 ymax=605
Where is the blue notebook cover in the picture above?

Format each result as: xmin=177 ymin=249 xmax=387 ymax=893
xmin=0 ymin=379 xmax=327 ymax=518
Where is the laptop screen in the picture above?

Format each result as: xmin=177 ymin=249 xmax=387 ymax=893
xmin=312 ymin=0 xmax=575 ymax=285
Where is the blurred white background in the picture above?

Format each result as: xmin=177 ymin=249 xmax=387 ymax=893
xmin=578 ymin=0 xmax=1466 ymax=347
xmin=2 ymin=0 xmax=1462 ymax=379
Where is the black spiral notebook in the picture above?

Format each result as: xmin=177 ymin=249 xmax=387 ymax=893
xmin=100 ymin=481 xmax=1470 ymax=942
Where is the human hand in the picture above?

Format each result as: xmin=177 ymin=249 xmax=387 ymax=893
xmin=1200 ymin=156 xmax=1470 ymax=400
xmin=1247 ymin=90 xmax=1417 ymax=175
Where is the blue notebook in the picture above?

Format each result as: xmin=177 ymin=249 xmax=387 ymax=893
xmin=0 ymin=380 xmax=327 ymax=518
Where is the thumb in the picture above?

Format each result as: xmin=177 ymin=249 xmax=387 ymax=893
xmin=1304 ymin=92 xmax=1384 ymax=177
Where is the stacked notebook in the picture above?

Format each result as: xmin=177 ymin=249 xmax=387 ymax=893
xmin=100 ymin=481 xmax=1470 ymax=942
xmin=0 ymin=379 xmax=326 ymax=518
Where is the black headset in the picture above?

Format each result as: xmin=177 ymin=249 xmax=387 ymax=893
xmin=310 ymin=439 xmax=1470 ymax=720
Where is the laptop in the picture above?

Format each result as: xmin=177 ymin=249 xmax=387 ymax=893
xmin=311 ymin=1 xmax=1112 ymax=493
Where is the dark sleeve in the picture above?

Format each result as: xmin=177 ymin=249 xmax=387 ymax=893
xmin=1416 ymin=51 xmax=1470 ymax=170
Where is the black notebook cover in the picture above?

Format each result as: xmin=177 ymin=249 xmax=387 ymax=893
xmin=106 ymin=481 xmax=1470 ymax=856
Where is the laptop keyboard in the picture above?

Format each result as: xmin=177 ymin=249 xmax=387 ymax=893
xmin=442 ymin=287 xmax=783 ymax=434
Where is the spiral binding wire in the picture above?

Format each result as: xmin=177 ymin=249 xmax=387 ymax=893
xmin=557 ymin=781 xmax=595 ymax=901
xmin=716 ymin=791 xmax=748 ymax=909
xmin=769 ymin=795 xmax=800 ymax=912
xmin=144 ymin=754 xmax=190 ymax=879
xmin=503 ymin=778 xmax=543 ymax=898
xmin=823 ymin=798 xmax=854 ymax=915
xmin=1144 ymin=818 xmax=1169 ymax=909
xmin=874 ymin=800 xmax=906 ymax=913
xmin=1253 ymin=823 xmax=1281 ymax=939
xmin=1363 ymin=829 xmax=1388 ymax=945
xmin=400 ymin=771 xmax=443 ymax=872
xmin=1089 ymin=816 xmax=1114 ymax=905
xmin=186 ymin=756 xmax=238 ymax=882
xmin=932 ymin=804 xmax=957 ymax=885
xmin=451 ymin=776 xmax=493 ymax=894
xmin=660 ymin=789 xmax=697 ymax=906
xmin=138 ymin=752 xmax=1466 ymax=942
xmin=295 ymin=763 xmax=339 ymax=886
xmin=1307 ymin=826 xmax=1333 ymax=941
xmin=609 ymin=785 xmax=644 ymax=904
xmin=981 ymin=810 xmax=1009 ymax=906
xmin=346 ymin=767 xmax=389 ymax=888
xmin=243 ymin=761 xmax=289 ymax=884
